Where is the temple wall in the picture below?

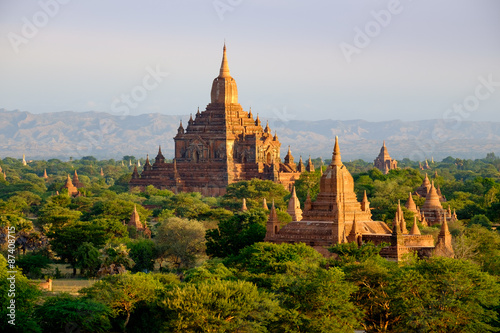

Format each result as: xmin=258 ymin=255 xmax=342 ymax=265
xmin=403 ymin=234 xmax=434 ymax=247
xmin=361 ymin=234 xmax=391 ymax=245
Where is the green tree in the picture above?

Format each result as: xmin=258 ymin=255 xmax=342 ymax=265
xmin=342 ymin=257 xmax=399 ymax=332
xmin=88 ymin=199 xmax=149 ymax=224
xmin=160 ymin=279 xmax=282 ymax=332
xmin=164 ymin=192 xmax=211 ymax=219
xmin=294 ymin=170 xmax=321 ymax=204
xmin=225 ymin=242 xmax=324 ymax=289
xmin=98 ymin=243 xmax=135 ymax=275
xmin=75 ymin=242 xmax=101 ymax=277
xmin=226 ymin=243 xmax=361 ymax=332
xmin=37 ymin=204 xmax=82 ymax=228
xmin=15 ymin=253 xmax=51 ymax=279
xmin=127 ymin=238 xmax=157 ymax=273
xmin=459 ymin=225 xmax=500 ymax=275
xmin=468 ymin=214 xmax=493 ymax=229
xmin=183 ymin=259 xmax=236 ymax=283
xmin=222 ymin=179 xmax=289 ymax=210
xmin=35 ymin=294 xmax=111 ymax=333
xmin=48 ymin=221 xmax=108 ymax=276
xmin=156 ymin=217 xmax=206 ymax=269
xmin=329 ymin=241 xmax=388 ymax=266
xmin=81 ymin=272 xmax=163 ymax=331
xmin=279 ymin=267 xmax=362 ymax=332
xmin=392 ymin=257 xmax=500 ymax=332
xmin=206 ymin=210 xmax=267 ymax=258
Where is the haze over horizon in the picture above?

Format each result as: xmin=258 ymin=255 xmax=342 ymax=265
xmin=1 ymin=0 xmax=499 ymax=123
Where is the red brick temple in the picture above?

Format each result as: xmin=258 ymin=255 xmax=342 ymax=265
xmin=129 ymin=45 xmax=302 ymax=196
xmin=265 ymin=137 xmax=454 ymax=261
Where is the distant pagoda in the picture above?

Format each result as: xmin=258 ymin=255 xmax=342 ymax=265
xmin=374 ymin=141 xmax=398 ymax=174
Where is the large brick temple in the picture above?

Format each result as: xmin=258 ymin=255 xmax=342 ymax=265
xmin=129 ymin=45 xmax=302 ymax=196
xmin=265 ymin=137 xmax=454 ymax=261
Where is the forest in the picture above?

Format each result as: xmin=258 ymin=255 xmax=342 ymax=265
xmin=0 ymin=153 xmax=499 ymax=332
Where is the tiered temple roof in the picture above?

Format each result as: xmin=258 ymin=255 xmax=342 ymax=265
xmin=373 ymin=141 xmax=398 ymax=174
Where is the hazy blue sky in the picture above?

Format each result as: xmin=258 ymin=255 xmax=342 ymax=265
xmin=1 ymin=0 xmax=499 ymax=122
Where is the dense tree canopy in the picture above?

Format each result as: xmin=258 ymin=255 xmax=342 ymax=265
xmin=1 ymin=154 xmax=500 ymax=332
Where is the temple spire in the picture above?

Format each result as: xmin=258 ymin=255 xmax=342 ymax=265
xmin=284 ymin=146 xmax=294 ymax=166
xmin=361 ymin=190 xmax=370 ymax=213
xmin=410 ymin=216 xmax=421 ymax=235
xmin=297 ymin=156 xmax=305 ymax=172
xmin=210 ymin=43 xmax=238 ymax=105
xmin=155 ymin=145 xmax=165 ymax=164
xmin=331 ymin=136 xmax=342 ymax=166
xmin=242 ymin=198 xmax=248 ymax=212
xmin=405 ymin=192 xmax=417 ymax=211
xmin=177 ymin=120 xmax=185 ymax=135
xmin=269 ymin=200 xmax=278 ymax=222
xmin=287 ymin=186 xmax=303 ymax=221
xmin=434 ymin=210 xmax=454 ymax=257
xmin=129 ymin=205 xmax=143 ymax=230
xmin=398 ymin=200 xmax=408 ymax=234
xmin=423 ymin=173 xmax=430 ymax=185
xmin=219 ymin=43 xmax=231 ymax=78
xmin=132 ymin=165 xmax=139 ymax=179
xmin=439 ymin=212 xmax=450 ymax=236
xmin=306 ymin=156 xmax=315 ymax=172
xmin=264 ymin=121 xmax=270 ymax=133
xmin=348 ymin=212 xmax=361 ymax=245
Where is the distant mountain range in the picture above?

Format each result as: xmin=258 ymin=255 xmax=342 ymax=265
xmin=1 ymin=109 xmax=499 ymax=162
